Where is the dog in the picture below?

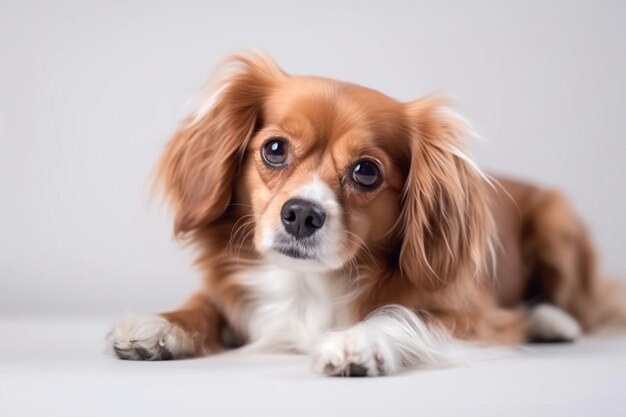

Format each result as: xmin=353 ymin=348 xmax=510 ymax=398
xmin=107 ymin=54 xmax=626 ymax=376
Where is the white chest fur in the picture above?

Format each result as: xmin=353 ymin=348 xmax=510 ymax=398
xmin=239 ymin=264 xmax=351 ymax=353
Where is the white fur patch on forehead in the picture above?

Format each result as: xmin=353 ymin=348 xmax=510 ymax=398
xmin=292 ymin=177 xmax=339 ymax=211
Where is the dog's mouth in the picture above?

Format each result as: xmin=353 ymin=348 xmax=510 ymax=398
xmin=272 ymin=235 xmax=319 ymax=260
xmin=275 ymin=245 xmax=315 ymax=260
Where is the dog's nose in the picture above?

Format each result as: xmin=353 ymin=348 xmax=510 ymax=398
xmin=281 ymin=198 xmax=326 ymax=239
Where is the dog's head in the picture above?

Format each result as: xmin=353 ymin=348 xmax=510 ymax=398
xmin=158 ymin=54 xmax=491 ymax=288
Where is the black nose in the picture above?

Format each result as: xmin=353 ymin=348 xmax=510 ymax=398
xmin=281 ymin=198 xmax=326 ymax=239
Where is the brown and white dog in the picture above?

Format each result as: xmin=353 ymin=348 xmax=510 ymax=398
xmin=107 ymin=54 xmax=625 ymax=376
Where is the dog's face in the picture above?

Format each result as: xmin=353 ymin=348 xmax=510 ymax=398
xmin=159 ymin=55 xmax=491 ymax=286
xmin=238 ymin=77 xmax=408 ymax=271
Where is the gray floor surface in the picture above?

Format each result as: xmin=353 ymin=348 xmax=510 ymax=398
xmin=1 ymin=317 xmax=625 ymax=417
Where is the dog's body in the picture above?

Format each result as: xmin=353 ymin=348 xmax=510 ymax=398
xmin=108 ymin=55 xmax=625 ymax=376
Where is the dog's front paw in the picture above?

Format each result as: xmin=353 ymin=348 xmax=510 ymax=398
xmin=312 ymin=328 xmax=399 ymax=377
xmin=106 ymin=315 xmax=193 ymax=360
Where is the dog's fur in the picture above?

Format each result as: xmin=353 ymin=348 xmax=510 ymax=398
xmin=107 ymin=54 xmax=626 ymax=376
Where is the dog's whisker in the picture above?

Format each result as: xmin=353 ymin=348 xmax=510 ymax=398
xmin=227 ymin=216 xmax=256 ymax=251
xmin=344 ymin=232 xmax=379 ymax=269
xmin=227 ymin=215 xmax=255 ymax=250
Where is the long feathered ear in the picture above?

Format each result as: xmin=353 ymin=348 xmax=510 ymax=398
xmin=399 ymin=97 xmax=493 ymax=290
xmin=156 ymin=54 xmax=284 ymax=235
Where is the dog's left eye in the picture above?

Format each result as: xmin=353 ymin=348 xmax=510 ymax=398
xmin=351 ymin=159 xmax=382 ymax=190
xmin=262 ymin=138 xmax=289 ymax=167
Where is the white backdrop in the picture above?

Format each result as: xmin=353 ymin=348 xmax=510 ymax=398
xmin=1 ymin=0 xmax=624 ymax=315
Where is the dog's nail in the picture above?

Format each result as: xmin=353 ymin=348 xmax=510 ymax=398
xmin=134 ymin=346 xmax=152 ymax=360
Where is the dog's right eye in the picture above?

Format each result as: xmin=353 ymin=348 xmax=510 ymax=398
xmin=262 ymin=138 xmax=289 ymax=167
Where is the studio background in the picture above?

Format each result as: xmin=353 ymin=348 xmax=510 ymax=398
xmin=1 ymin=0 xmax=625 ymax=316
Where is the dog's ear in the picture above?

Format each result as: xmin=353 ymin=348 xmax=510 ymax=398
xmin=156 ymin=54 xmax=284 ymax=235
xmin=399 ymin=97 xmax=493 ymax=290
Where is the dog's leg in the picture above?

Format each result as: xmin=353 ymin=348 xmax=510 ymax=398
xmin=312 ymin=305 xmax=466 ymax=377
xmin=522 ymin=190 xmax=602 ymax=330
xmin=107 ymin=292 xmax=224 ymax=360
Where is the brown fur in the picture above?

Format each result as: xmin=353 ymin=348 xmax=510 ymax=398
xmin=153 ymin=54 xmax=621 ymax=357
